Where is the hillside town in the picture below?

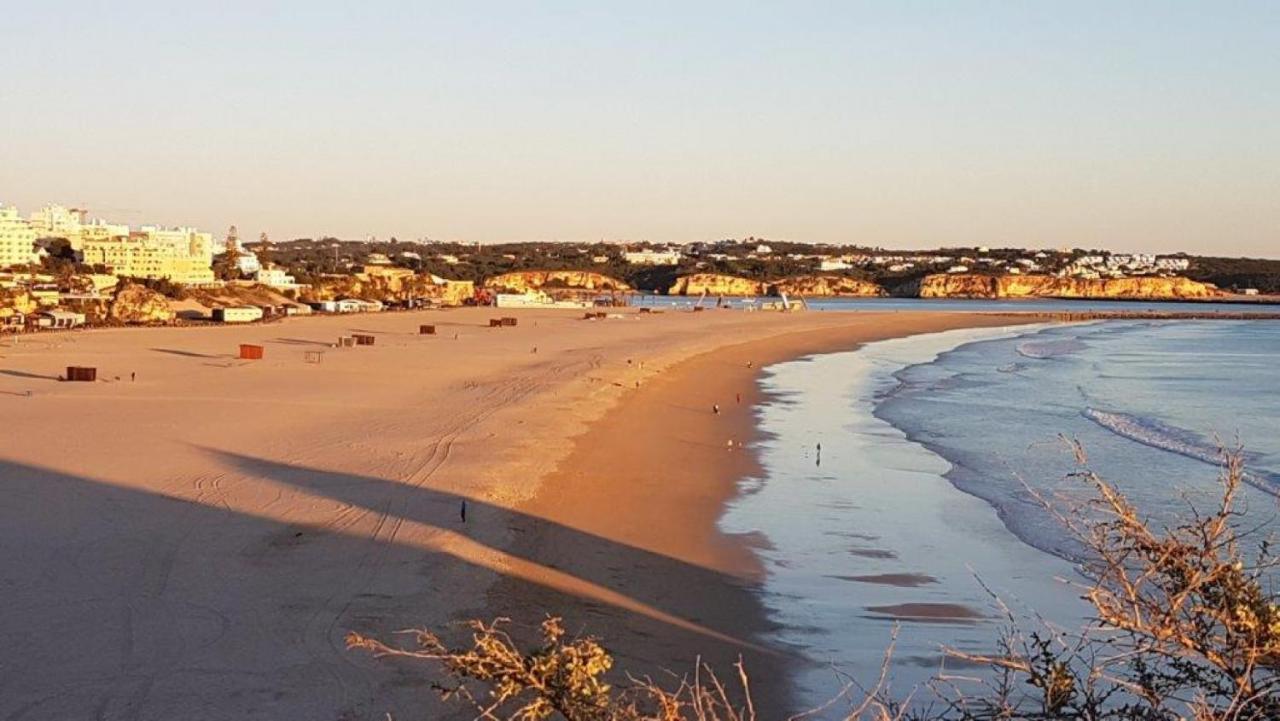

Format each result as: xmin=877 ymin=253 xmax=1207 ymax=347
xmin=2 ymin=201 xmax=1277 ymax=333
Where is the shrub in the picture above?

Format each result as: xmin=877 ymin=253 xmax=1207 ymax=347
xmin=350 ymin=448 xmax=1278 ymax=720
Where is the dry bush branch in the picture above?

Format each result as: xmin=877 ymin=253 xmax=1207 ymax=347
xmin=350 ymin=446 xmax=1278 ymax=720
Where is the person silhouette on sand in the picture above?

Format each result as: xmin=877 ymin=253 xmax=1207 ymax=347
xmin=460 ymin=500 xmax=467 ymax=523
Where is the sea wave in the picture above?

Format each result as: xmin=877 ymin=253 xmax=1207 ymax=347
xmin=1015 ymin=338 xmax=1087 ymax=359
xmin=1082 ymin=408 xmax=1278 ymax=497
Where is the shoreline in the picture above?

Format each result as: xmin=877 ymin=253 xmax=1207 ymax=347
xmin=0 ymin=306 xmax=1040 ymax=719
xmin=727 ymin=324 xmax=1088 ymax=709
xmin=504 ymin=313 xmax=1043 ymax=715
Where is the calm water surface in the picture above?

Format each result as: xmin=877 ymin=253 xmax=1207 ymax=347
xmin=723 ymin=320 xmax=1280 ymax=714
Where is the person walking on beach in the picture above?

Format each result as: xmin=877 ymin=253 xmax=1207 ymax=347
xmin=131 ymin=371 xmax=136 ymax=382
xmin=713 ymin=404 xmax=720 ymax=415
xmin=460 ymin=500 xmax=467 ymax=524
xmin=736 ymin=392 xmax=741 ymax=404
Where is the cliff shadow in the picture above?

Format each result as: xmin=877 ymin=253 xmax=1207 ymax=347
xmin=206 ymin=450 xmax=793 ymax=709
xmin=0 ymin=453 xmax=793 ymax=719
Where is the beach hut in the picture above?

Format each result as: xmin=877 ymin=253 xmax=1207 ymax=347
xmin=419 ymin=324 xmax=436 ymax=335
xmin=212 ymin=306 xmax=265 ymax=324
xmin=354 ymin=334 xmax=376 ymax=346
xmin=38 ymin=310 xmax=86 ymax=329
xmin=501 ymin=317 xmax=518 ymax=327
xmin=305 ymin=350 xmax=324 ymax=364
xmin=489 ymin=318 xmax=503 ymax=327
xmin=337 ymin=336 xmax=355 ymax=347
xmin=65 ymin=366 xmax=96 ymax=382
xmin=238 ymin=344 xmax=264 ymax=360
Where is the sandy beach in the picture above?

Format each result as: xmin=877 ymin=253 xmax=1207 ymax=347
xmin=0 ymin=307 xmax=1032 ymax=719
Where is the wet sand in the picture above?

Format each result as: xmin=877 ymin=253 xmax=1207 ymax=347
xmin=0 ymin=307 xmax=1030 ymax=719
xmin=505 ymin=313 xmax=1035 ymax=714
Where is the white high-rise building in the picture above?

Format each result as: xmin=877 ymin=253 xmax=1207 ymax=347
xmin=0 ymin=205 xmax=39 ymax=269
xmin=28 ymin=205 xmax=85 ymax=246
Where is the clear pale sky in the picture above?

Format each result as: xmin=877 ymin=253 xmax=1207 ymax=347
xmin=2 ymin=2 xmax=1277 ymax=255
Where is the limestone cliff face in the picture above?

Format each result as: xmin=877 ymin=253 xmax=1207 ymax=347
xmin=669 ymin=273 xmax=887 ymax=297
xmin=109 ymin=283 xmax=176 ymax=324
xmin=305 ymin=274 xmax=475 ymax=306
xmin=668 ymin=274 xmax=768 ymax=296
xmin=917 ymin=274 xmax=1222 ymax=300
xmin=769 ymin=275 xmax=887 ymax=297
xmin=484 ymin=271 xmax=630 ymax=292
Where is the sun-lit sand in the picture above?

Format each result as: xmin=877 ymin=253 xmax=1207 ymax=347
xmin=0 ymin=307 xmax=1031 ymax=719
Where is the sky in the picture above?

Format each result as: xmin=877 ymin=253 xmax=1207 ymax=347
xmin=2 ymin=1 xmax=1277 ymax=256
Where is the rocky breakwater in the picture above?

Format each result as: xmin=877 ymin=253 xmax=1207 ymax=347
xmin=916 ymin=274 xmax=1223 ymax=300
xmin=483 ymin=270 xmax=630 ymax=293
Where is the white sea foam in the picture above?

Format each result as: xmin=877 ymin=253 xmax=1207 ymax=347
xmin=1015 ymin=338 xmax=1087 ymax=359
xmin=1083 ymin=408 xmax=1278 ymax=497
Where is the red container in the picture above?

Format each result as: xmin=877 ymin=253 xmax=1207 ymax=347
xmin=239 ymin=344 xmax=264 ymax=360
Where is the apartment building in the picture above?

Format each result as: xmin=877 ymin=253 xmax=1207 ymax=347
xmin=81 ymin=227 xmax=216 ymax=284
xmin=0 ymin=205 xmax=38 ymax=269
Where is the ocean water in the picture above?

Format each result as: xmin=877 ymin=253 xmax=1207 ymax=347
xmin=723 ymin=320 xmax=1280 ymax=714
xmin=879 ymin=320 xmax=1280 ymax=557
xmin=633 ymin=294 xmax=1280 ymax=314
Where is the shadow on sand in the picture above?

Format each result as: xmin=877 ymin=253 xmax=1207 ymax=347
xmin=0 ymin=368 xmax=61 ymax=380
xmin=150 ymin=348 xmax=223 ymax=359
xmin=271 ymin=337 xmax=333 ymax=347
xmin=0 ymin=452 xmax=789 ymax=720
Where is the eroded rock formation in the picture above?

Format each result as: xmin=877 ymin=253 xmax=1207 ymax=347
xmin=109 ymin=283 xmax=176 ymax=324
xmin=484 ymin=271 xmax=630 ymax=292
xmin=916 ymin=274 xmax=1222 ymax=300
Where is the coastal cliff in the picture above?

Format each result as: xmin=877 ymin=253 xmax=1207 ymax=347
xmin=669 ymin=273 xmax=887 ymax=297
xmin=306 ymin=272 xmax=475 ymax=306
xmin=916 ymin=274 xmax=1222 ymax=300
xmin=770 ymin=275 xmax=887 ymax=297
xmin=108 ymin=283 xmax=177 ymax=324
xmin=484 ymin=271 xmax=630 ymax=293
xmin=668 ymin=274 xmax=768 ymax=296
